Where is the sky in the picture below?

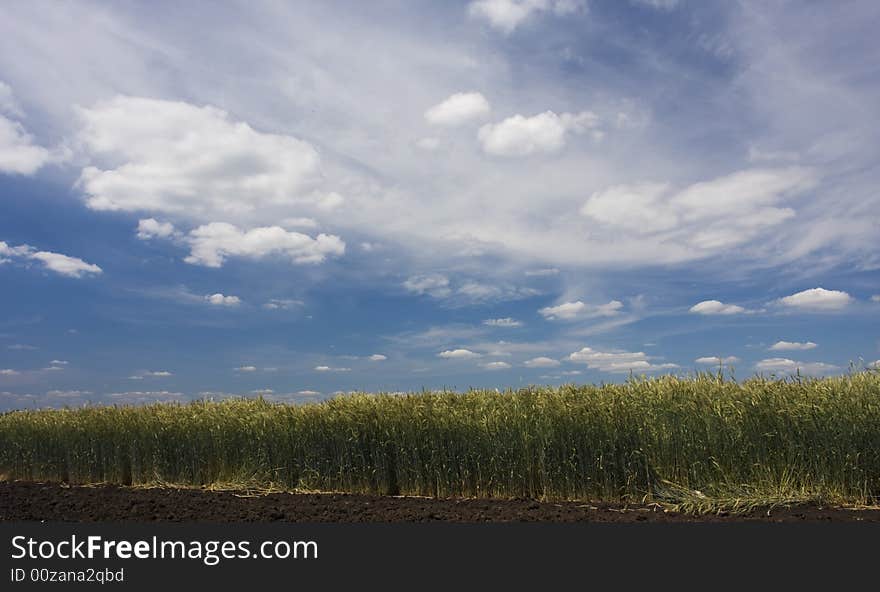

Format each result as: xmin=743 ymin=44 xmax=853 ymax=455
xmin=0 ymin=0 xmax=878 ymax=410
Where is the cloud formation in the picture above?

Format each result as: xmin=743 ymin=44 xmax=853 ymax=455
xmin=478 ymin=111 xmax=599 ymax=156
xmin=183 ymin=223 xmax=344 ymax=268
xmin=539 ymin=300 xmax=622 ymax=320
xmin=769 ymin=340 xmax=817 ymax=351
xmin=568 ymin=346 xmax=678 ymax=373
xmin=425 ymin=92 xmax=490 ymax=126
xmin=467 ymin=0 xmax=585 ymax=34
xmin=77 ymin=96 xmax=326 ymax=221
xmin=689 ymin=300 xmax=746 ymax=315
xmin=777 ymin=288 xmax=852 ymax=311
xmin=0 ymin=241 xmax=102 ymax=278
xmin=754 ymin=358 xmax=839 ymax=376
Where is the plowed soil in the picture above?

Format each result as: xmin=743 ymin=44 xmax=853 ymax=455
xmin=2 ymin=481 xmax=878 ymax=522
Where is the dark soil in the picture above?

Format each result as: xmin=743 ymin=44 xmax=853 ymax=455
xmin=2 ymin=481 xmax=879 ymax=522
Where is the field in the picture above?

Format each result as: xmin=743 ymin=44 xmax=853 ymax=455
xmin=2 ymin=372 xmax=880 ymax=520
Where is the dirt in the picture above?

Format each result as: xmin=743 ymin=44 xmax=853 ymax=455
xmin=2 ymin=481 xmax=879 ymax=522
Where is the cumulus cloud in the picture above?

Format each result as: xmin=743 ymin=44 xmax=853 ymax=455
xmin=539 ymin=300 xmax=622 ymax=320
xmin=769 ymin=340 xmax=817 ymax=351
xmin=235 ymin=366 xmax=257 ymax=372
xmin=136 ymin=218 xmax=176 ymax=240
xmin=29 ymin=251 xmax=102 ymax=278
xmin=482 ymin=361 xmax=511 ymax=370
xmin=689 ymin=300 xmax=746 ymax=315
xmin=568 ymin=346 xmax=678 ymax=373
xmin=0 ymin=83 xmax=51 ymax=175
xmin=314 ymin=365 xmax=351 ymax=372
xmin=368 ymin=354 xmax=387 ymax=361
xmin=467 ymin=0 xmax=585 ymax=34
xmin=524 ymin=356 xmax=560 ymax=368
xmin=871 ymin=295 xmax=880 ymax=303
xmin=777 ymin=288 xmax=852 ymax=311
xmin=483 ymin=317 xmax=523 ymax=327
xmin=424 ymin=92 xmax=490 ymax=126
xmin=754 ymin=358 xmax=839 ymax=376
xmin=438 ymin=348 xmax=481 ymax=359
xmin=205 ymin=293 xmax=241 ymax=306
xmin=1 ymin=241 xmax=102 ymax=278
xmin=695 ymin=356 xmax=740 ymax=365
xmin=0 ymin=369 xmax=20 ymax=376
xmin=478 ymin=110 xmax=599 ymax=156
xmin=76 ymin=96 xmax=326 ymax=220
xmin=581 ymin=168 xmax=817 ymax=251
xmin=183 ymin=223 xmax=344 ymax=268
xmin=0 ymin=115 xmax=51 ymax=175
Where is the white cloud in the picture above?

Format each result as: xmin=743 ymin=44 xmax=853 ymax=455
xmin=539 ymin=300 xmax=622 ymax=320
xmin=1 ymin=241 xmax=102 ymax=278
xmin=452 ymin=281 xmax=539 ymax=304
xmin=314 ymin=365 xmax=351 ymax=372
xmin=478 ymin=110 xmax=599 ymax=156
xmin=235 ymin=366 xmax=257 ymax=372
xmin=777 ymin=288 xmax=853 ymax=311
xmin=482 ymin=361 xmax=511 ymax=370
xmin=28 ymin=251 xmax=102 ymax=278
xmin=581 ymin=183 xmax=677 ymax=233
xmin=0 ymin=369 xmax=19 ymax=376
xmin=467 ymin=0 xmax=585 ymax=34
xmin=403 ymin=274 xmax=451 ymax=298
xmin=424 ymin=92 xmax=490 ymax=126
xmin=0 ymin=82 xmax=51 ymax=175
xmin=6 ymin=344 xmax=36 ymax=350
xmin=754 ymin=358 xmax=839 ymax=376
xmin=871 ymin=295 xmax=880 ymax=303
xmin=483 ymin=317 xmax=523 ymax=327
xmin=868 ymin=360 xmax=880 ymax=370
xmin=569 ymin=346 xmax=678 ymax=373
xmin=263 ymin=298 xmax=303 ymax=310
xmin=136 ymin=218 xmax=176 ymax=240
xmin=769 ymin=340 xmax=817 ymax=351
xmin=76 ymin=96 xmax=326 ymax=220
xmin=144 ymin=370 xmax=172 ymax=377
xmin=183 ymin=223 xmax=344 ymax=268
xmin=695 ymin=356 xmax=740 ymax=365
xmin=689 ymin=300 xmax=746 ymax=315
xmin=438 ymin=348 xmax=481 ymax=359
xmin=49 ymin=360 xmax=68 ymax=365
xmin=524 ymin=356 xmax=560 ymax=368
xmin=205 ymin=293 xmax=241 ymax=307
xmin=297 ymin=390 xmax=321 ymax=396
xmin=581 ymin=168 xmax=817 ymax=252
xmin=368 ymin=354 xmax=387 ymax=361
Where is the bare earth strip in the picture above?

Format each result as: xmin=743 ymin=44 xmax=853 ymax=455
xmin=2 ymin=482 xmax=879 ymax=523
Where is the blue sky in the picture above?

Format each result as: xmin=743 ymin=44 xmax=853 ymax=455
xmin=1 ymin=0 xmax=878 ymax=409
